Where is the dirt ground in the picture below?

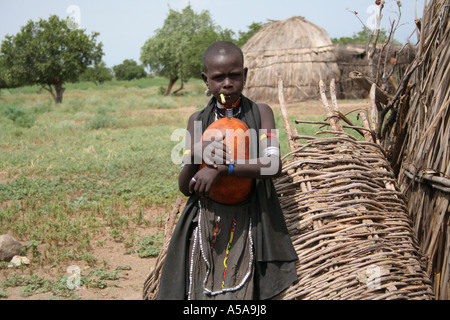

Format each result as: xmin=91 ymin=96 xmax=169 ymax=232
xmin=2 ymin=245 xmax=157 ymax=300
xmin=0 ymin=99 xmax=369 ymax=300
xmin=1 ymin=209 xmax=163 ymax=300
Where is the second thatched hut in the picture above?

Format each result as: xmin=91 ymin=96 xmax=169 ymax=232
xmin=242 ymin=16 xmax=340 ymax=103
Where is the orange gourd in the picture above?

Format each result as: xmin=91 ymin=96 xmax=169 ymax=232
xmin=199 ymin=117 xmax=253 ymax=204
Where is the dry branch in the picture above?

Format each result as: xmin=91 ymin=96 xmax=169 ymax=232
xmin=319 ymin=79 xmax=343 ymax=132
xmin=277 ymin=75 xmax=298 ymax=151
xmin=349 ymin=71 xmax=391 ymax=105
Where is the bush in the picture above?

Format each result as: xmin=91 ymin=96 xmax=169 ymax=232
xmin=80 ymin=62 xmax=113 ymax=85
xmin=85 ymin=113 xmax=115 ymax=130
xmin=136 ymin=233 xmax=163 ymax=258
xmin=113 ymin=59 xmax=147 ymax=81
xmin=0 ymin=104 xmax=36 ymax=128
xmin=85 ymin=107 xmax=116 ymax=130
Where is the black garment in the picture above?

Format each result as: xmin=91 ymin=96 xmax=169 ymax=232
xmin=157 ymin=96 xmax=298 ymax=300
xmin=188 ymin=198 xmax=254 ymax=300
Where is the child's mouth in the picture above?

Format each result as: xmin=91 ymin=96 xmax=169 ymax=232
xmin=220 ymin=93 xmax=226 ymax=104
xmin=220 ymin=93 xmax=236 ymax=103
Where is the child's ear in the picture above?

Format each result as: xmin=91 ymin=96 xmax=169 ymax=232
xmin=243 ymin=67 xmax=248 ymax=82
xmin=201 ymin=72 xmax=208 ymax=85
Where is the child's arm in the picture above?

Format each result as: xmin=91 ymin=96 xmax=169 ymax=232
xmin=229 ymin=103 xmax=282 ymax=179
xmin=178 ymin=112 xmax=200 ymax=196
xmin=178 ymin=112 xmax=230 ymax=197
xmin=179 ymin=104 xmax=281 ymax=198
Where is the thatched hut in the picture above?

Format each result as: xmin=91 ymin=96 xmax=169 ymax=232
xmin=335 ymin=44 xmax=416 ymax=99
xmin=242 ymin=16 xmax=340 ymax=103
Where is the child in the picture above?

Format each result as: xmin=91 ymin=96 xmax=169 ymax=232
xmin=158 ymin=41 xmax=297 ymax=300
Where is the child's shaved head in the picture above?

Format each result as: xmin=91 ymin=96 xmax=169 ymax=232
xmin=203 ymin=41 xmax=244 ymax=72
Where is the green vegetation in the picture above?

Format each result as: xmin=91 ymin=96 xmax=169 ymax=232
xmin=141 ymin=5 xmax=234 ymax=96
xmin=235 ymin=22 xmax=265 ymax=47
xmin=113 ymin=59 xmax=147 ymax=81
xmin=140 ymin=5 xmax=264 ymax=96
xmin=0 ymin=15 xmax=103 ymax=104
xmin=0 ymin=77 xmax=206 ymax=298
xmin=135 ymin=234 xmax=164 ymax=258
xmin=0 ymin=78 xmax=199 ymax=252
xmin=0 ymin=267 xmax=128 ymax=299
xmin=332 ymin=26 xmax=396 ymax=45
xmin=80 ymin=62 xmax=113 ymax=85
xmin=0 ymin=5 xmax=264 ymax=102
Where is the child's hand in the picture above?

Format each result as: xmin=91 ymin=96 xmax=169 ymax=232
xmin=193 ymin=135 xmax=232 ymax=166
xmin=189 ymin=165 xmax=226 ymax=197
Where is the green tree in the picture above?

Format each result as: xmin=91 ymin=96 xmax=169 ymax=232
xmin=0 ymin=55 xmax=19 ymax=92
xmin=80 ymin=61 xmax=113 ymax=85
xmin=332 ymin=27 xmax=393 ymax=45
xmin=0 ymin=15 xmax=103 ymax=103
xmin=0 ymin=57 xmax=7 ymax=92
xmin=0 ymin=75 xmax=6 ymax=92
xmin=113 ymin=59 xmax=147 ymax=81
xmin=236 ymin=22 xmax=265 ymax=47
xmin=141 ymin=5 xmax=234 ymax=96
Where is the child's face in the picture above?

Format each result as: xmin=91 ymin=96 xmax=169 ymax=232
xmin=202 ymin=52 xmax=247 ymax=105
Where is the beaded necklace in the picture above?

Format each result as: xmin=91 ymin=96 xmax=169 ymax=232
xmin=189 ymin=201 xmax=254 ymax=298
xmin=214 ymin=97 xmax=242 ymax=120
xmin=221 ymin=218 xmax=237 ymax=289
xmin=208 ymin=215 xmax=238 ymax=289
xmin=210 ymin=216 xmax=220 ymax=251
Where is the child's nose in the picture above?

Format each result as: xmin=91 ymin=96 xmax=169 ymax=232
xmin=223 ymin=77 xmax=233 ymax=88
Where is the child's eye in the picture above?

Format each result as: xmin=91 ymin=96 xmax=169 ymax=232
xmin=211 ymin=75 xmax=224 ymax=82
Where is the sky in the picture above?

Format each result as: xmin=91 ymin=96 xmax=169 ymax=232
xmin=0 ymin=0 xmax=425 ymax=68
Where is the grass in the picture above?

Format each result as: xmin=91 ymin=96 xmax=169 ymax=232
xmin=0 ymin=77 xmax=210 ymax=298
xmin=0 ymin=266 xmax=130 ymax=299
xmin=0 ymin=76 xmax=367 ymax=298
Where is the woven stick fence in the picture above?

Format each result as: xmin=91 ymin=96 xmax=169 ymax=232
xmin=274 ymin=79 xmax=434 ymax=300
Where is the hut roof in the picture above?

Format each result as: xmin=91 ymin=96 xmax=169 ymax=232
xmin=242 ymin=16 xmax=340 ymax=103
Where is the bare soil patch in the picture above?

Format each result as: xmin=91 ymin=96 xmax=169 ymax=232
xmin=1 ymin=209 xmax=163 ymax=300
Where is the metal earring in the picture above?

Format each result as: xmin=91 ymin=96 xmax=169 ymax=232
xmin=205 ymin=87 xmax=211 ymax=97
